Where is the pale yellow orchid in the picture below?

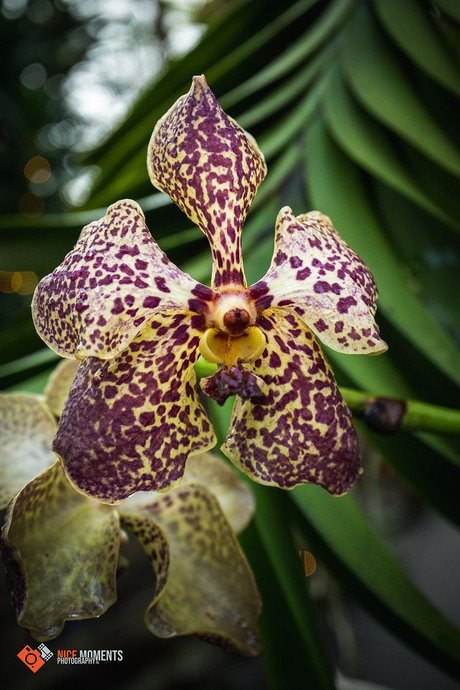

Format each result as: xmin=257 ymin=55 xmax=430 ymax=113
xmin=0 ymin=362 xmax=260 ymax=654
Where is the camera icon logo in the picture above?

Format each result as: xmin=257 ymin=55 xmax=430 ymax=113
xmin=17 ymin=644 xmax=53 ymax=673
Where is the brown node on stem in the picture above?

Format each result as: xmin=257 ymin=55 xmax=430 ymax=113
xmin=362 ymin=397 xmax=407 ymax=435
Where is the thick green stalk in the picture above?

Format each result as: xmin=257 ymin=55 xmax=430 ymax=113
xmin=195 ymin=358 xmax=460 ymax=435
xmin=341 ymin=386 xmax=460 ymax=434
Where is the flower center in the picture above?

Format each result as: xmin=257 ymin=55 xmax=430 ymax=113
xmin=211 ymin=291 xmax=256 ymax=334
xmin=200 ymin=290 xmax=264 ymax=366
xmin=223 ymin=308 xmax=250 ymax=336
xmin=199 ymin=327 xmax=266 ymax=366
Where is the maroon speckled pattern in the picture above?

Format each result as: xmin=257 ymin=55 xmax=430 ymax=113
xmin=222 ymin=309 xmax=362 ymax=495
xmin=32 ymin=199 xmax=216 ymax=360
xmin=0 ymin=384 xmax=260 ymax=650
xmin=247 ymin=208 xmax=387 ymax=354
xmin=1 ymin=460 xmax=119 ymax=640
xmin=31 ymin=75 xmax=387 ymax=499
xmin=53 ymin=311 xmax=216 ymax=503
xmin=147 ymin=75 xmax=267 ymax=289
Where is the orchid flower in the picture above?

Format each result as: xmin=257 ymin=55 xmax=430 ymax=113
xmin=32 ymin=75 xmax=387 ymax=504
xmin=0 ymin=362 xmax=260 ymax=654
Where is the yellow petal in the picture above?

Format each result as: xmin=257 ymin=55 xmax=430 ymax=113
xmin=181 ymin=452 xmax=255 ymax=534
xmin=199 ymin=326 xmax=265 ymax=366
xmin=32 ymin=199 xmax=215 ymax=360
xmin=2 ymin=460 xmax=119 ymax=640
xmin=222 ymin=308 xmax=362 ymax=495
xmin=54 ymin=311 xmax=216 ymax=503
xmin=44 ymin=358 xmax=79 ymax=417
xmin=120 ymin=482 xmax=261 ymax=655
xmin=0 ymin=393 xmax=56 ymax=508
xmin=248 ymin=207 xmax=387 ymax=354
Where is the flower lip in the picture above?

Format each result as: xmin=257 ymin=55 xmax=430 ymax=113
xmin=199 ymin=327 xmax=266 ymax=367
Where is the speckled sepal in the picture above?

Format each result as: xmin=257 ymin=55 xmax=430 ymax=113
xmin=121 ymin=482 xmax=261 ymax=656
xmin=44 ymin=359 xmax=79 ymax=417
xmin=147 ymin=75 xmax=267 ymax=289
xmin=248 ymin=207 xmax=387 ymax=354
xmin=32 ymin=199 xmax=215 ymax=360
xmin=1 ymin=460 xmax=119 ymax=641
xmin=0 ymin=393 xmax=57 ymax=509
xmin=222 ymin=308 xmax=362 ymax=495
xmin=180 ymin=452 xmax=255 ymax=535
xmin=54 ymin=312 xmax=217 ymax=503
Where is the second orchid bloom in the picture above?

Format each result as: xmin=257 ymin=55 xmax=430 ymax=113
xmin=32 ymin=75 xmax=387 ymax=504
xmin=0 ymin=362 xmax=260 ymax=653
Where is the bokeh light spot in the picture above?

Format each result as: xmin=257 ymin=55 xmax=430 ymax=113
xmin=299 ymin=550 xmax=317 ymax=577
xmin=24 ymin=156 xmax=51 ymax=183
xmin=20 ymin=62 xmax=47 ymax=90
xmin=18 ymin=191 xmax=45 ymax=217
xmin=0 ymin=271 xmax=38 ymax=295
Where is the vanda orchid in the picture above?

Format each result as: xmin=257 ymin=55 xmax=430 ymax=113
xmin=32 ymin=75 xmax=387 ymax=504
xmin=0 ymin=361 xmax=260 ymax=654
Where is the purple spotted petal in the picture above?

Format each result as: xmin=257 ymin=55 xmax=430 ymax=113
xmin=53 ymin=312 xmax=216 ymax=503
xmin=147 ymin=75 xmax=267 ymax=289
xmin=32 ymin=199 xmax=216 ymax=360
xmin=221 ymin=308 xmax=362 ymax=495
xmin=247 ymin=207 xmax=387 ymax=354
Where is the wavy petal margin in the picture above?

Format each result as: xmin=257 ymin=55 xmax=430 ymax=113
xmin=248 ymin=207 xmax=387 ymax=354
xmin=32 ymin=199 xmax=215 ymax=360
xmin=120 ymin=483 xmax=261 ymax=655
xmin=181 ymin=452 xmax=255 ymax=534
xmin=222 ymin=309 xmax=362 ymax=495
xmin=147 ymin=75 xmax=267 ymax=289
xmin=0 ymin=393 xmax=56 ymax=508
xmin=1 ymin=460 xmax=119 ymax=640
xmin=54 ymin=312 xmax=216 ymax=503
xmin=44 ymin=359 xmax=79 ymax=417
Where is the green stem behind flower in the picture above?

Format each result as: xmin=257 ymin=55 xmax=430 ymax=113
xmin=341 ymin=387 xmax=460 ymax=435
xmin=196 ymin=357 xmax=460 ymax=436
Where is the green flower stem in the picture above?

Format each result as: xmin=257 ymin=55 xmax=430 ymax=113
xmin=341 ymin=387 xmax=460 ymax=435
xmin=195 ymin=357 xmax=218 ymax=379
xmin=6 ymin=355 xmax=460 ymax=435
xmin=196 ymin=359 xmax=460 ymax=435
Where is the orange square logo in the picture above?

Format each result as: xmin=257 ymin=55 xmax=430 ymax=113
xmin=17 ymin=644 xmax=52 ymax=672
